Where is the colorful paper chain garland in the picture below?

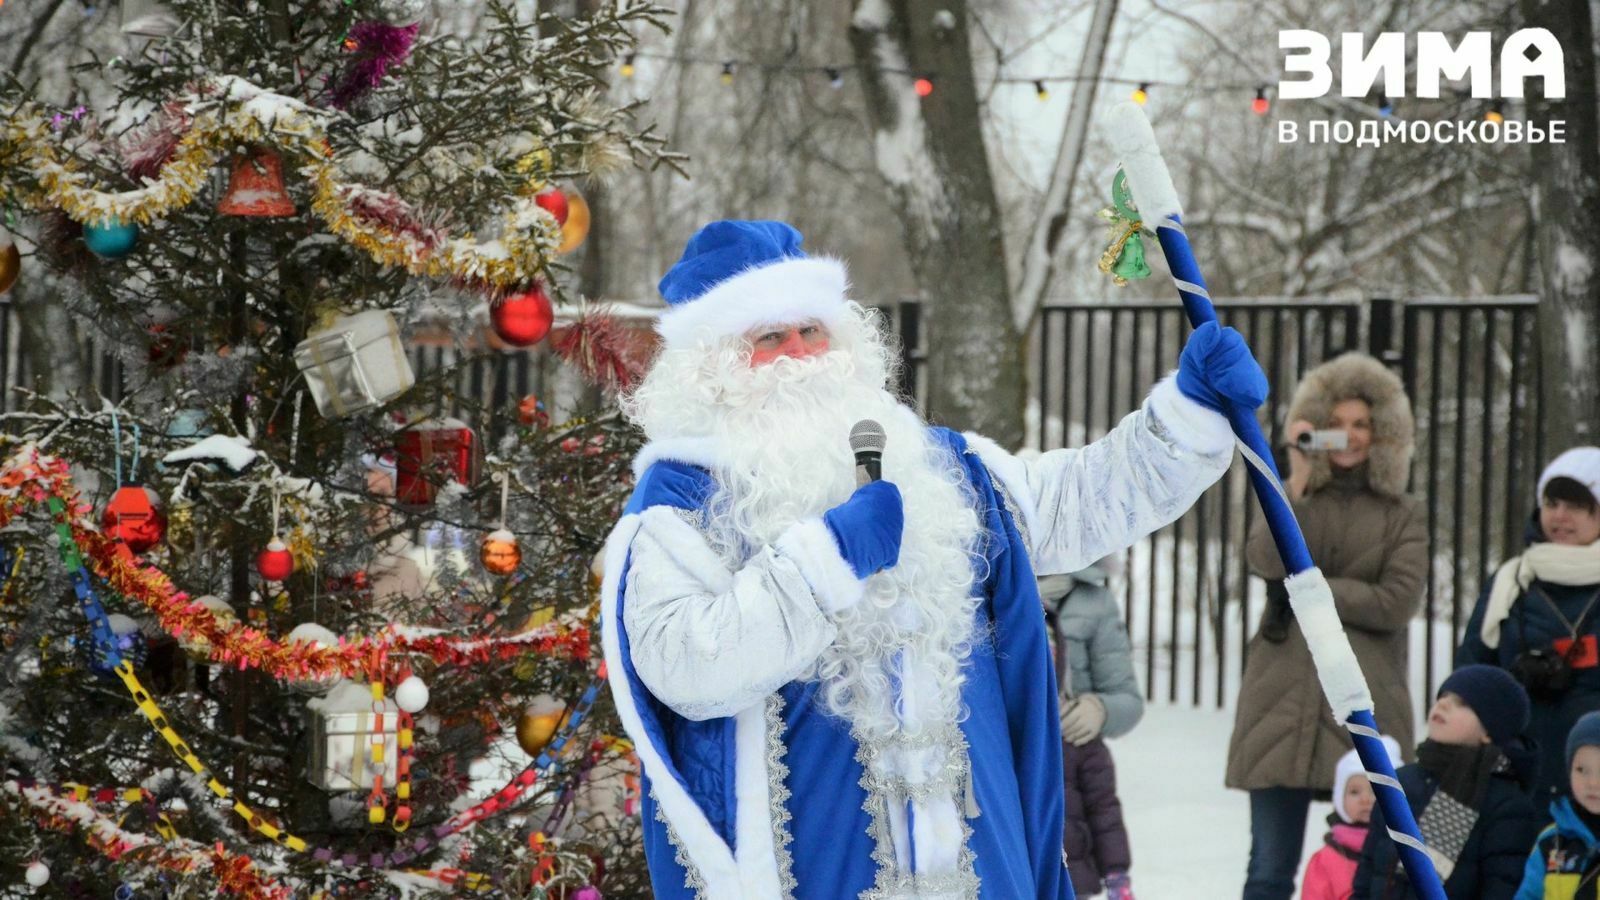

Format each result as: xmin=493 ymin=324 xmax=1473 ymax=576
xmin=0 ymin=449 xmax=618 ymax=894
xmin=0 ymin=450 xmax=590 ymax=685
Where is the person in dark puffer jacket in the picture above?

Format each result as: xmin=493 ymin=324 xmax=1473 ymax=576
xmin=1353 ymin=666 xmax=1543 ymax=900
xmin=1457 ymin=446 xmax=1600 ymax=802
xmin=1041 ymin=559 xmax=1143 ymax=900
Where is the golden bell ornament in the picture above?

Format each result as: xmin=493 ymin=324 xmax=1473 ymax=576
xmin=218 ymin=148 xmax=296 ymax=217
xmin=480 ymin=528 xmax=521 ymax=576
xmin=0 ymin=227 xmax=19 ymax=295
xmin=516 ymin=694 xmax=567 ymax=757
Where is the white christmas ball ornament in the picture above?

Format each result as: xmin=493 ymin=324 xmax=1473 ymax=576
xmin=25 ymin=860 xmax=49 ymax=886
xmin=395 ymin=675 xmax=429 ymax=713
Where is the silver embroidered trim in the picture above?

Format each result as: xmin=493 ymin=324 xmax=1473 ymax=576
xmin=855 ymin=727 xmax=973 ymax=802
xmin=766 ymin=693 xmax=798 ymax=900
xmin=651 ymin=783 xmax=710 ymax=898
xmin=977 ymin=455 xmax=1033 ymax=552
xmin=853 ymin=726 xmax=981 ymax=899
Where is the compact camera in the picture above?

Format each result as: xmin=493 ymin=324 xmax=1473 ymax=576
xmin=1512 ymin=646 xmax=1576 ymax=700
xmin=1296 ymin=429 xmax=1350 ymax=452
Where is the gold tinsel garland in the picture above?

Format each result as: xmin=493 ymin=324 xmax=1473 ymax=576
xmin=1 ymin=77 xmax=563 ymax=289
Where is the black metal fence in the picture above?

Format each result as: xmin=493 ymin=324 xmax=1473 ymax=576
xmin=4 ymin=293 xmax=1545 ymax=713
xmin=894 ymin=295 xmax=1542 ymax=712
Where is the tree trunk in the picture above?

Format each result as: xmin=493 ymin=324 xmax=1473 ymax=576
xmin=1523 ymin=0 xmax=1600 ymax=449
xmin=1011 ymin=0 xmax=1119 ymax=335
xmin=849 ymin=0 xmax=1023 ymax=448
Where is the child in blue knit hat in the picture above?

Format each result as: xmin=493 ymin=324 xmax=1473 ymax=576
xmin=1515 ymin=710 xmax=1600 ymax=898
xmin=1353 ymin=664 xmax=1543 ymax=899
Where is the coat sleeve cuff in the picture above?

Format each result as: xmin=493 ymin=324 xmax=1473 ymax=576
xmin=775 ymin=517 xmax=866 ymax=613
xmin=1148 ymin=373 xmax=1237 ymax=455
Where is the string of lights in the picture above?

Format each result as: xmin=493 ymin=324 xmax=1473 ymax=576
xmin=615 ymin=49 xmax=1512 ymax=121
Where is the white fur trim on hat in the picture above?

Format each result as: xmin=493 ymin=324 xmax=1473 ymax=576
xmin=655 ymin=257 xmax=849 ymax=350
xmin=1538 ymin=446 xmax=1600 ymax=502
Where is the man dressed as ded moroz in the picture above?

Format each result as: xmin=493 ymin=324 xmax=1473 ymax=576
xmin=599 ymin=220 xmax=1268 ymax=899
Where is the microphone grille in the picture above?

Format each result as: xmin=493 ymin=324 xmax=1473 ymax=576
xmin=849 ymin=419 xmax=887 ymax=454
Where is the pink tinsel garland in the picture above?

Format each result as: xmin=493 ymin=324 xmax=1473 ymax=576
xmin=330 ymin=21 xmax=420 ymax=109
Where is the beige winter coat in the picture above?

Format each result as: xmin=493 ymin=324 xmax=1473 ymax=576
xmin=1224 ymin=353 xmax=1428 ymax=792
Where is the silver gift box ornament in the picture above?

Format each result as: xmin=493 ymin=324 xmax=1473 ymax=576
xmin=294 ymin=310 xmax=415 ymax=417
xmin=121 ymin=0 xmax=181 ymax=36
xmin=307 ymin=703 xmax=402 ymax=792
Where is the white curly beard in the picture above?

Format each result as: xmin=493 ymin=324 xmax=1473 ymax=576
xmin=622 ymin=305 xmax=984 ymax=742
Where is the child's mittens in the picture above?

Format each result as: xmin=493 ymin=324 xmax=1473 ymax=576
xmin=1103 ymin=870 xmax=1134 ymax=900
xmin=1060 ymin=693 xmax=1108 ymax=745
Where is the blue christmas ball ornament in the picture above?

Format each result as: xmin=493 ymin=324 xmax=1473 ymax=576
xmin=82 ymin=218 xmax=139 ymax=258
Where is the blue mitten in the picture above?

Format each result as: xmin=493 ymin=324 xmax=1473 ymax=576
xmin=822 ymin=481 xmax=904 ymax=579
xmin=1176 ymin=321 xmax=1268 ymax=412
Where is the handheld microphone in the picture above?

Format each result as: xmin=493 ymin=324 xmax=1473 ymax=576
xmin=849 ymin=420 xmax=886 ymax=485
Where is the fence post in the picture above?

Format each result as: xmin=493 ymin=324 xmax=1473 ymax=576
xmin=1368 ymin=297 xmax=1402 ymax=366
xmin=897 ymin=299 xmax=921 ymax=405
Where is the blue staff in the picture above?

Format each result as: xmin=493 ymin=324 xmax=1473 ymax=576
xmin=1106 ymin=101 xmax=1446 ymax=900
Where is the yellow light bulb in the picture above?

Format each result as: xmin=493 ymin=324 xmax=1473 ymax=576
xmin=1132 ymin=87 xmax=1148 ymax=106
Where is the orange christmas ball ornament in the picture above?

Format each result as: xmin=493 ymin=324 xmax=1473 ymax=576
xmin=480 ymin=528 xmax=521 ymax=576
xmin=491 ymin=285 xmax=554 ymax=347
xmin=102 ymin=485 xmax=166 ymax=553
xmin=256 ymin=537 xmax=294 ymax=582
xmin=555 ymin=190 xmax=590 ymax=255
xmin=0 ymin=227 xmax=19 ymax=295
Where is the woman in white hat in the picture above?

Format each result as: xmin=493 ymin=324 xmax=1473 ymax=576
xmin=1458 ymin=446 xmax=1600 ymax=800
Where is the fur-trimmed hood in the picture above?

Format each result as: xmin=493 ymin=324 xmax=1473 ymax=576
xmin=1285 ymin=352 xmax=1414 ymax=499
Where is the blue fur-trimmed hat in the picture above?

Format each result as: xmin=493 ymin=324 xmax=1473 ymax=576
xmin=655 ymin=220 xmax=849 ymax=350
xmin=1439 ymin=664 xmax=1530 ymax=749
xmin=1567 ymin=711 xmax=1600 ymax=771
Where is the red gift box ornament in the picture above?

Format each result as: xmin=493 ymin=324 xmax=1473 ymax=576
xmin=394 ymin=418 xmax=480 ymax=507
xmin=103 ymin=484 xmax=166 ymax=553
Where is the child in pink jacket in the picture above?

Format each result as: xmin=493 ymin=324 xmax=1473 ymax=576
xmin=1303 ymin=738 xmax=1403 ymax=900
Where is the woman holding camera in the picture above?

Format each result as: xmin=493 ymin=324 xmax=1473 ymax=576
xmin=1227 ymin=352 xmax=1428 ymax=900
xmin=1457 ymin=446 xmax=1600 ymax=801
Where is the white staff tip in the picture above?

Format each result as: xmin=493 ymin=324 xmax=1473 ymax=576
xmin=1105 ymin=100 xmax=1183 ymax=223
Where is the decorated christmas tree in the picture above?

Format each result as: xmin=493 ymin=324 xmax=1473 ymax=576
xmin=0 ymin=1 xmax=671 ymax=895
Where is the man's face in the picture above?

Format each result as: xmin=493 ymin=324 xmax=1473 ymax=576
xmin=747 ymin=321 xmax=830 ymax=367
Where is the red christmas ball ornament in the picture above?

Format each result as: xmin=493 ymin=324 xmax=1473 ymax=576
xmin=103 ymin=485 xmax=166 ymax=553
xmin=560 ymin=436 xmax=582 ymax=454
xmin=256 ymin=537 xmax=295 ymax=582
xmin=583 ymin=434 xmax=606 ymax=457
xmin=491 ymin=286 xmax=554 ymax=347
xmin=534 ymin=188 xmax=569 ymax=226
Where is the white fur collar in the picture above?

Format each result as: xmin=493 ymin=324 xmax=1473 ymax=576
xmin=629 ymin=436 xmax=729 ymax=478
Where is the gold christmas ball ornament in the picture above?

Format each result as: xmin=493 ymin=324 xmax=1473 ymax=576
xmin=165 ymin=501 xmax=196 ymax=553
xmin=516 ymin=694 xmax=567 ymax=757
xmin=480 ymin=529 xmax=521 ymax=576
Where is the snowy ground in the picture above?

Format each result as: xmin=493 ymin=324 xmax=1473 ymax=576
xmin=1115 ymin=699 xmax=1334 ymax=899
